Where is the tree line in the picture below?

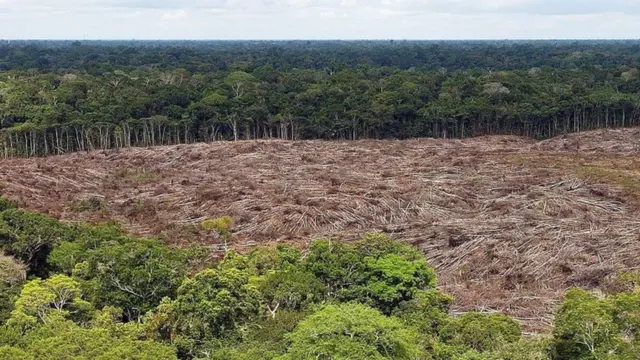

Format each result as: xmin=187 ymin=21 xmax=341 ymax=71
xmin=1 ymin=41 xmax=640 ymax=157
xmin=0 ymin=196 xmax=639 ymax=359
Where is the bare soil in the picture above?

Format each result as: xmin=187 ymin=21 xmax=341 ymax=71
xmin=2 ymin=127 xmax=640 ymax=332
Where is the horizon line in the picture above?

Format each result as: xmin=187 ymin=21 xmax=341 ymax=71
xmin=3 ymin=38 xmax=640 ymax=42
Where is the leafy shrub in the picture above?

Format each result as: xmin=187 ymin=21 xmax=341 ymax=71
xmin=280 ymin=303 xmax=427 ymax=360
xmin=0 ymin=197 xmax=17 ymax=212
xmin=70 ymin=197 xmax=105 ymax=212
xmin=440 ymin=313 xmax=522 ymax=353
xmin=0 ymin=345 xmax=32 ymax=360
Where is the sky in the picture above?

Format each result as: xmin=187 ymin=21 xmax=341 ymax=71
xmin=0 ymin=0 xmax=639 ymax=40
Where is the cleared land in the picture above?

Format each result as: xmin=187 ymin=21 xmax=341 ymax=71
xmin=2 ymin=127 xmax=640 ymax=332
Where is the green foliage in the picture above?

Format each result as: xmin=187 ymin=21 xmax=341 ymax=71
xmin=393 ymin=289 xmax=454 ymax=336
xmin=70 ymin=197 xmax=105 ymax=212
xmin=202 ymin=216 xmax=233 ymax=235
xmin=166 ymin=268 xmax=262 ymax=355
xmin=0 ymin=197 xmax=17 ymax=212
xmin=280 ymin=303 xmax=427 ymax=360
xmin=552 ymin=288 xmax=640 ymax=359
xmin=0 ymin=346 xmax=32 ymax=360
xmin=0 ymin=284 xmax=21 ymax=325
xmin=7 ymin=275 xmax=93 ymax=332
xmin=0 ymin=209 xmax=69 ymax=277
xmin=81 ymin=239 xmax=188 ymax=321
xmin=352 ymin=253 xmax=436 ymax=314
xmin=260 ymin=269 xmax=326 ymax=311
xmin=206 ymin=346 xmax=280 ymax=360
xmin=247 ymin=244 xmax=301 ymax=275
xmin=245 ymin=309 xmax=309 ymax=351
xmin=0 ymin=325 xmax=23 ymax=347
xmin=4 ymin=201 xmax=640 ymax=360
xmin=202 ymin=216 xmax=234 ymax=250
xmin=304 ymin=238 xmax=362 ymax=295
xmin=355 ymin=233 xmax=424 ymax=261
xmin=440 ymin=313 xmax=522 ymax=353
xmin=0 ymin=238 xmax=55 ymax=324
xmin=306 ymin=234 xmax=437 ymax=314
xmin=206 ymin=311 xmax=308 ymax=360
xmin=5 ymin=41 xmax=640 ymax=156
xmin=47 ymin=222 xmax=130 ymax=274
xmin=47 ymin=241 xmax=85 ymax=274
xmin=431 ymin=342 xmax=486 ymax=360
xmin=486 ymin=338 xmax=552 ymax=360
xmin=22 ymin=319 xmax=177 ymax=360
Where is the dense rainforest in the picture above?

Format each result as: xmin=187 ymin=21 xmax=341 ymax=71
xmin=1 ymin=195 xmax=639 ymax=359
xmin=1 ymin=40 xmax=640 ymax=156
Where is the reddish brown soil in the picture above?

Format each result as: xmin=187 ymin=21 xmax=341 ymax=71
xmin=2 ymin=127 xmax=640 ymax=332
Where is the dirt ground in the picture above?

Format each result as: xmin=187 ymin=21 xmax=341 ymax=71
xmin=2 ymin=127 xmax=640 ymax=332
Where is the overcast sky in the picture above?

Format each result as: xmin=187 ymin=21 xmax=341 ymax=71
xmin=1 ymin=0 xmax=639 ymax=40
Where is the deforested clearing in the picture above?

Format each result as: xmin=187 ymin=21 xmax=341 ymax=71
xmin=2 ymin=127 xmax=640 ymax=332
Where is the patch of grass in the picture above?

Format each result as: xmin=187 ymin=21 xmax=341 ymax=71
xmin=469 ymin=177 xmax=484 ymax=185
xmin=116 ymin=168 xmax=160 ymax=182
xmin=576 ymin=165 xmax=640 ymax=194
xmin=509 ymin=154 xmax=640 ymax=199
xmin=124 ymin=198 xmax=158 ymax=219
xmin=71 ymin=197 xmax=105 ymax=212
xmin=132 ymin=172 xmax=159 ymax=182
xmin=508 ymin=155 xmax=535 ymax=165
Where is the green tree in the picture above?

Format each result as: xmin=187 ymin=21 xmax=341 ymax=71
xmin=0 ymin=209 xmax=69 ymax=277
xmin=305 ymin=234 xmax=437 ymax=314
xmin=260 ymin=269 xmax=326 ymax=316
xmin=347 ymin=253 xmax=436 ymax=314
xmin=552 ymin=288 xmax=638 ymax=360
xmin=81 ymin=239 xmax=187 ymax=321
xmin=304 ymin=239 xmax=362 ymax=297
xmin=202 ymin=216 xmax=233 ymax=252
xmin=23 ymin=319 xmax=177 ymax=360
xmin=393 ymin=289 xmax=454 ymax=336
xmin=247 ymin=244 xmax=301 ymax=275
xmin=225 ymin=71 xmax=257 ymax=99
xmin=7 ymin=275 xmax=93 ymax=332
xmin=0 ymin=255 xmax=25 ymax=324
xmin=47 ymin=223 xmax=130 ymax=275
xmin=280 ymin=303 xmax=427 ymax=360
xmin=165 ymin=268 xmax=262 ymax=356
xmin=439 ymin=313 xmax=521 ymax=353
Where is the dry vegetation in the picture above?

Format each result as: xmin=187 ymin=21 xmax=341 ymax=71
xmin=2 ymin=127 xmax=640 ymax=332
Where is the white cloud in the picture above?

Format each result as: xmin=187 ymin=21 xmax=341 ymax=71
xmin=340 ymin=0 xmax=357 ymax=7
xmin=0 ymin=0 xmax=639 ymax=39
xmin=320 ymin=10 xmax=337 ymax=18
xmin=161 ymin=9 xmax=186 ymax=21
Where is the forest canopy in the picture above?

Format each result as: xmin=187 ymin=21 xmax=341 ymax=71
xmin=1 ymin=40 xmax=640 ymax=156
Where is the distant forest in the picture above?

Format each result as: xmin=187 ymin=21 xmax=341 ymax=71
xmin=1 ymin=40 xmax=640 ymax=156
